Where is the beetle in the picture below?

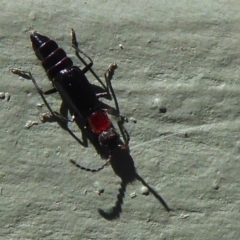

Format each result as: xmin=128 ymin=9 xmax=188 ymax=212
xmin=11 ymin=29 xmax=129 ymax=172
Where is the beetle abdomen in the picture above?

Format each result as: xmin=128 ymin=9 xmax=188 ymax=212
xmin=30 ymin=32 xmax=73 ymax=80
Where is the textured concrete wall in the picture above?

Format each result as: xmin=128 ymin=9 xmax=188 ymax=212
xmin=1 ymin=1 xmax=240 ymax=239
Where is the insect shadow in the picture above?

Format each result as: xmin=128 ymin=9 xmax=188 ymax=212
xmin=98 ymin=146 xmax=171 ymax=220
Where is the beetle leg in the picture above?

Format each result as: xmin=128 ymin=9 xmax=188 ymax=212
xmin=71 ymin=29 xmax=108 ymax=92
xmin=10 ymin=68 xmax=73 ymax=123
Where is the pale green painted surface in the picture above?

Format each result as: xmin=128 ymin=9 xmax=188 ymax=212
xmin=1 ymin=1 xmax=240 ymax=239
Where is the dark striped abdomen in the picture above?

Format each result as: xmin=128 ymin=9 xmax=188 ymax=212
xmin=30 ymin=32 xmax=73 ymax=80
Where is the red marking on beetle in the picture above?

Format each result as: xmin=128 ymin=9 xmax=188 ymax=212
xmin=88 ymin=111 xmax=111 ymax=134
